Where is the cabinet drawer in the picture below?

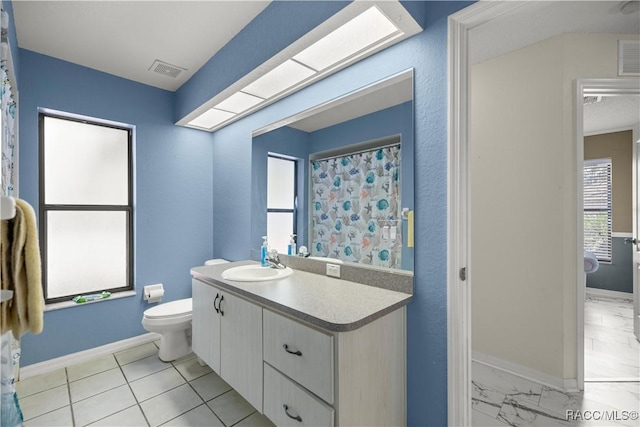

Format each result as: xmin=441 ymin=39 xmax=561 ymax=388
xmin=264 ymin=364 xmax=334 ymax=427
xmin=263 ymin=310 xmax=334 ymax=404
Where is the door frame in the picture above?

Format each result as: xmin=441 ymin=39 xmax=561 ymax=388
xmin=447 ymin=1 xmax=528 ymax=425
xmin=447 ymin=2 xmax=640 ymax=424
xmin=634 ymin=123 xmax=640 ymax=343
xmin=575 ymin=79 xmax=640 ymax=390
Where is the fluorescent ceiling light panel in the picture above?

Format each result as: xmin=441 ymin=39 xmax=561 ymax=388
xmin=215 ymin=91 xmax=264 ymax=114
xmin=242 ymin=59 xmax=316 ymax=99
xmin=188 ymin=108 xmax=235 ymax=129
xmin=293 ymin=6 xmax=400 ymax=72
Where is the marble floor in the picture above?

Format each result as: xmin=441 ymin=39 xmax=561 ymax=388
xmin=472 ymin=295 xmax=640 ymax=426
xmin=15 ymin=341 xmax=275 ymax=427
xmin=584 ymin=295 xmax=639 ymax=381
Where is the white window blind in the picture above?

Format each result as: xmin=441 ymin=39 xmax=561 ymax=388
xmin=583 ymin=159 xmax=612 ymax=262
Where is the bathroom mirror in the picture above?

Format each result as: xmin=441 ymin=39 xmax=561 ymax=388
xmin=251 ymin=69 xmax=414 ymax=272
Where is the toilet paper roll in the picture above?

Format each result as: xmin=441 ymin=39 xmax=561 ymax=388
xmin=146 ymin=288 xmax=164 ymax=303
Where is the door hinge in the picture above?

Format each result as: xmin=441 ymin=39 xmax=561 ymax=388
xmin=459 ymin=267 xmax=467 ymax=281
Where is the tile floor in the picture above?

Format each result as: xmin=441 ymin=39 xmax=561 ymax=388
xmin=584 ymin=295 xmax=639 ymax=381
xmin=15 ymin=296 xmax=639 ymax=427
xmin=16 ymin=341 xmax=276 ymax=427
xmin=472 ymin=295 xmax=640 ymax=426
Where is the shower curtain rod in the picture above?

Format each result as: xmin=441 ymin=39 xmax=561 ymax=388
xmin=311 ymin=140 xmax=401 ymax=163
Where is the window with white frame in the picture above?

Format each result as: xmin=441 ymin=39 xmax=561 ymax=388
xmin=267 ymin=155 xmax=297 ymax=253
xmin=583 ymin=158 xmax=612 ymax=262
xmin=39 ymin=113 xmax=133 ymax=303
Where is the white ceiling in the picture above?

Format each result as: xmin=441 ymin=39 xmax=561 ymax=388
xmin=282 ymin=1 xmax=639 ymax=134
xmin=469 ymin=1 xmax=640 ymax=135
xmin=12 ymin=1 xmax=271 ymax=91
xmin=584 ymin=96 xmax=640 ymax=134
xmin=10 ymin=1 xmax=639 ymax=133
xmin=288 ymin=74 xmax=413 ymax=133
xmin=470 ymin=1 xmax=640 ymax=65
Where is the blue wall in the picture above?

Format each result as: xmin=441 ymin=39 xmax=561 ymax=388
xmin=310 ymin=101 xmax=414 ymax=205
xmin=206 ymin=2 xmax=471 ymax=425
xmin=587 ymin=237 xmax=634 ymax=293
xmin=18 ymin=50 xmax=214 ymax=365
xmin=251 ymin=126 xmax=311 ymax=258
xmin=175 ymin=1 xmax=349 ymax=121
xmin=12 ymin=1 xmax=474 ymax=425
xmin=251 ymin=101 xmax=414 ymax=267
xmin=309 ymin=101 xmax=415 ymax=270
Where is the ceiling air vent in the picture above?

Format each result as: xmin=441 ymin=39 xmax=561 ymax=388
xmin=148 ymin=60 xmax=186 ymax=79
xmin=618 ymin=40 xmax=640 ymax=76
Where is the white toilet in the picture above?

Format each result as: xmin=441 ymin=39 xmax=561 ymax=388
xmin=141 ymin=259 xmax=228 ymax=362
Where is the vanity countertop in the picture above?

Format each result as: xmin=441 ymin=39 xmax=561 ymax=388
xmin=191 ymin=260 xmax=412 ymax=332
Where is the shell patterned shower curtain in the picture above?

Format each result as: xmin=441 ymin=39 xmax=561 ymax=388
xmin=310 ymin=144 xmax=402 ymax=269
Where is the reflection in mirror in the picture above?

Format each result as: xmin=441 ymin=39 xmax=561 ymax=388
xmin=252 ymin=69 xmax=414 ymax=272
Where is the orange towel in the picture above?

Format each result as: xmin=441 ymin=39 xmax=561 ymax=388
xmin=1 ymin=199 xmax=44 ymax=336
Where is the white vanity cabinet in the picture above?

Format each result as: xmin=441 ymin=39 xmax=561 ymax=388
xmin=191 ymin=279 xmax=263 ymax=411
xmin=192 ymin=279 xmax=220 ymax=370
xmin=262 ymin=307 xmax=406 ymax=427
xmin=191 ymin=264 xmax=409 ymax=427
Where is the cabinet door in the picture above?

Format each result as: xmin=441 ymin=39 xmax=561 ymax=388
xmin=263 ymin=363 xmax=334 ymax=427
xmin=219 ymin=291 xmax=263 ymax=412
xmin=263 ymin=310 xmax=334 ymax=404
xmin=191 ymin=279 xmax=221 ymax=373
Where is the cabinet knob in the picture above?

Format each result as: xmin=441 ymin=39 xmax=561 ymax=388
xmin=283 ymin=404 xmax=303 ymax=422
xmin=283 ymin=344 xmax=302 ymax=356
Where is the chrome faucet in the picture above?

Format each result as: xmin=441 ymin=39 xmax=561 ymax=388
xmin=266 ymin=249 xmax=286 ymax=269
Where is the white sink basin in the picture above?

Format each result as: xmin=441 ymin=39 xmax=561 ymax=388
xmin=221 ymin=265 xmax=293 ymax=282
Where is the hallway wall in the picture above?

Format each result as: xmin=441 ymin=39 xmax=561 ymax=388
xmin=470 ymin=33 xmax=640 ymax=382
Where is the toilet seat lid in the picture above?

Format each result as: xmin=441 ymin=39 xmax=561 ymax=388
xmin=144 ymin=298 xmax=192 ymax=319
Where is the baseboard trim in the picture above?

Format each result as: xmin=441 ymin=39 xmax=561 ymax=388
xmin=586 ymin=288 xmax=633 ymax=301
xmin=563 ymin=378 xmax=579 ymax=392
xmin=473 ymin=351 xmax=572 ymax=392
xmin=586 ymin=377 xmax=640 ymax=382
xmin=19 ymin=332 xmax=161 ymax=380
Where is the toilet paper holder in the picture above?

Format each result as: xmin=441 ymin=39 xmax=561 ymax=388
xmin=143 ymin=283 xmax=164 ymax=303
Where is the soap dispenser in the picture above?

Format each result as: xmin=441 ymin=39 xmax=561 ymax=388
xmin=288 ymin=234 xmax=297 ymax=256
xmin=261 ymin=236 xmax=270 ymax=267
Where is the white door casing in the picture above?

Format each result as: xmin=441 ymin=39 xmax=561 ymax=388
xmin=633 ymin=123 xmax=640 ymax=342
xmin=447 ymin=2 xmax=528 ymax=425
xmin=448 ymin=2 xmax=640 ymax=425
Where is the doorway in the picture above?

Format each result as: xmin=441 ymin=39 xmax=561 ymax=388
xmin=577 ymin=85 xmax=640 ymax=389
xmin=447 ymin=2 xmax=640 ymax=425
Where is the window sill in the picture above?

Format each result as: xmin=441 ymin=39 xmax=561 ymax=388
xmin=45 ymin=290 xmax=137 ymax=312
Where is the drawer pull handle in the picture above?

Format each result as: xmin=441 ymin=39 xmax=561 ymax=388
xmin=219 ymin=295 xmax=224 ymax=316
xmin=283 ymin=344 xmax=302 ymax=356
xmin=283 ymin=404 xmax=303 ymax=422
xmin=213 ymin=293 xmax=220 ymax=313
